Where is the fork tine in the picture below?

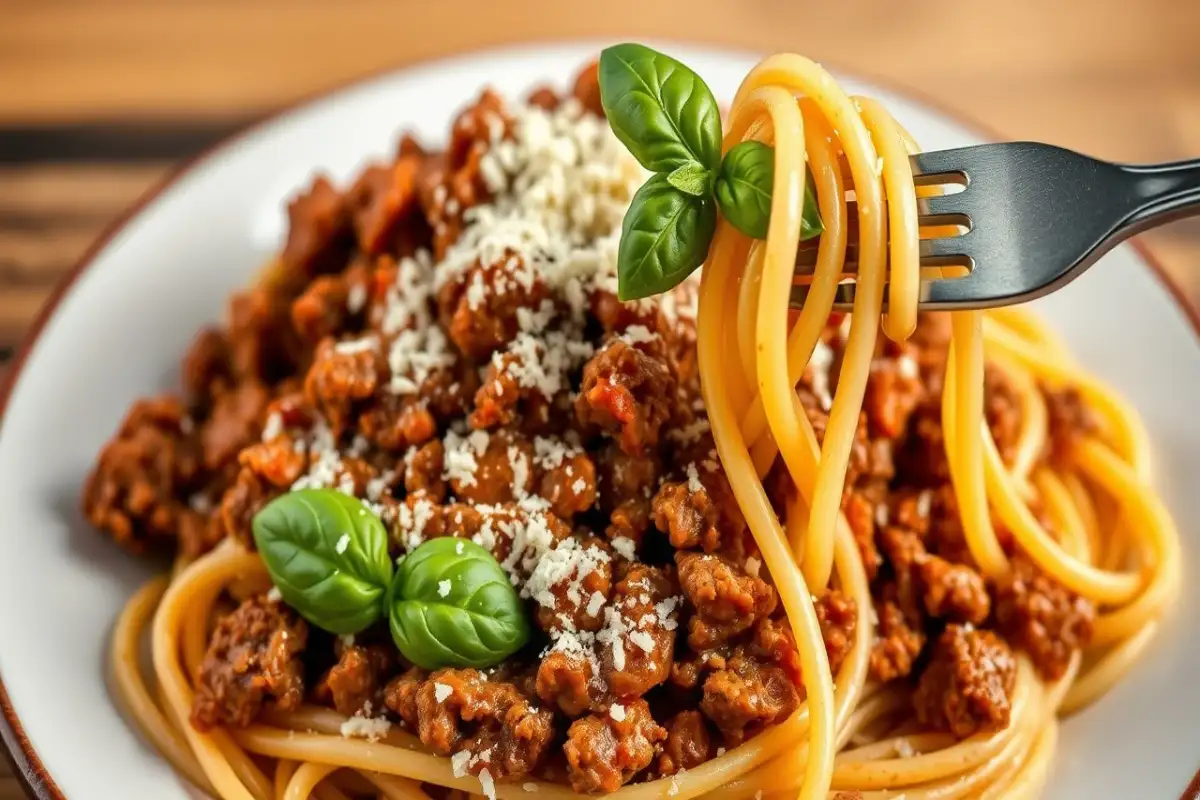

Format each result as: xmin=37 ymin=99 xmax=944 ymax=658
xmin=920 ymin=235 xmax=974 ymax=263
xmin=917 ymin=193 xmax=968 ymax=218
xmin=909 ymin=149 xmax=972 ymax=181
xmin=795 ymin=232 xmax=972 ymax=275
xmin=790 ymin=282 xmax=860 ymax=308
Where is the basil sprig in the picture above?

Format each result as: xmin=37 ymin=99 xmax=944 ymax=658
xmin=388 ymin=538 xmax=530 ymax=670
xmin=618 ymin=174 xmax=718 ymax=299
xmin=253 ymin=489 xmax=394 ymax=635
xmin=599 ymin=43 xmax=825 ymax=300
xmin=252 ymin=490 xmax=529 ymax=669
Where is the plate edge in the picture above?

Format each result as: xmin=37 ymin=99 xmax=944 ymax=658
xmin=0 ymin=40 xmax=1196 ymax=800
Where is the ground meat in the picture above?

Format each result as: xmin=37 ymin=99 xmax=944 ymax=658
xmin=985 ymin=364 xmax=1023 ymax=465
xmin=913 ymin=624 xmax=1017 ymax=739
xmin=600 ymin=565 xmax=678 ymax=698
xmin=576 ymin=340 xmax=676 ymax=456
xmin=201 ymin=381 xmax=270 ymax=470
xmin=842 ymin=487 xmax=883 ymax=582
xmin=816 ymin=589 xmax=858 ymax=676
xmin=357 ymin=392 xmax=437 ymax=453
xmin=470 ymin=349 xmax=560 ymax=432
xmin=748 ymin=617 xmax=803 ymax=686
xmin=449 ymin=429 xmax=535 ymax=505
xmin=537 ymin=450 xmax=598 ymax=520
xmin=526 ymin=85 xmax=560 ymax=111
xmin=404 ymin=438 xmax=447 ymax=500
xmin=863 ymin=348 xmax=925 ymax=439
xmin=677 ymin=552 xmax=776 ymax=649
xmin=346 ymin=156 xmax=421 ymax=255
xmin=437 ymin=259 xmax=550 ymax=361
xmin=536 ymin=650 xmax=596 ymax=717
xmin=412 ymin=668 xmax=554 ymax=782
xmin=280 ymin=175 xmax=351 ymax=281
xmin=919 ymin=555 xmax=990 ymax=625
xmin=700 ymin=653 xmax=799 ymax=745
xmin=571 ymin=60 xmax=604 ymax=117
xmin=448 ymin=88 xmax=510 ymax=174
xmin=314 ymin=639 xmax=397 ymax=718
xmin=238 ymin=437 xmax=307 ymax=490
xmin=220 ymin=467 xmax=275 ymax=548
xmin=564 ymin=700 xmax=665 ymax=793
xmin=288 ymin=262 xmax=362 ymax=345
xmin=191 ymin=596 xmax=307 ymax=730
xmin=869 ymin=597 xmax=926 ymax=682
xmin=181 ymin=327 xmax=231 ymax=407
xmin=652 ymin=480 xmax=721 ymax=552
xmin=303 ymin=337 xmax=381 ymax=434
xmin=991 ymin=554 xmax=1096 ymax=679
xmin=401 ymin=502 xmax=572 ymax=575
xmin=82 ymin=396 xmax=203 ymax=554
xmin=654 ymin=710 xmax=712 ymax=778
xmin=876 ymin=523 xmax=926 ymax=622
xmin=382 ymin=666 xmax=425 ymax=729
xmin=596 ymin=442 xmax=660 ymax=546
xmin=290 ymin=274 xmax=350 ymax=344
xmin=1043 ymin=384 xmax=1098 ymax=464
xmin=533 ymin=536 xmax=613 ymax=635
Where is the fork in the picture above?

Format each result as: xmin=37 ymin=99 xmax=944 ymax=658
xmin=789 ymin=143 xmax=1200 ymax=310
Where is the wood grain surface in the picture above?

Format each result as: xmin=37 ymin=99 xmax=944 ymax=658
xmin=1 ymin=0 xmax=1198 ymax=796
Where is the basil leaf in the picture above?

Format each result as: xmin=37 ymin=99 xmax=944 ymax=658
xmin=388 ymin=538 xmax=530 ymax=670
xmin=715 ymin=141 xmax=824 ymax=241
xmin=618 ymin=173 xmax=717 ymax=301
xmin=666 ymin=161 xmax=712 ymax=197
xmin=252 ymin=489 xmax=393 ymax=635
xmin=598 ymin=43 xmax=723 ymax=173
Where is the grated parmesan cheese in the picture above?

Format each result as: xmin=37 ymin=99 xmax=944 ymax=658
xmin=916 ymin=489 xmax=934 ymax=519
xmin=335 ymin=533 xmax=350 ymax=554
xmin=340 ymin=714 xmax=390 ymax=742
xmin=334 ymin=335 xmax=378 ymax=355
xmin=438 ymin=579 xmax=452 ymax=598
xmin=479 ymin=768 xmax=496 ymax=800
xmin=261 ymin=411 xmax=283 ymax=442
xmin=609 ymin=703 xmax=627 ymax=722
xmin=610 ymin=536 xmax=637 ymax=561
xmin=434 ymin=682 xmax=453 ymax=703
xmin=619 ymin=324 xmax=658 ymax=345
xmin=450 ymin=750 xmax=471 ymax=778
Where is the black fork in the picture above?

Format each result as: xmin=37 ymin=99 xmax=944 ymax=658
xmin=790 ymin=143 xmax=1200 ymax=310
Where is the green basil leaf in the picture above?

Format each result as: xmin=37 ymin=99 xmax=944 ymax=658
xmin=666 ymin=161 xmax=713 ymax=197
xmin=388 ymin=538 xmax=530 ymax=670
xmin=598 ymin=43 xmax=723 ymax=173
xmin=252 ymin=489 xmax=393 ymax=635
xmin=714 ymin=141 xmax=824 ymax=241
xmin=618 ymin=173 xmax=717 ymax=301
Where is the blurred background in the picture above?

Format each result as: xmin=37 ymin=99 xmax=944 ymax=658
xmin=0 ymin=0 xmax=1197 ymax=391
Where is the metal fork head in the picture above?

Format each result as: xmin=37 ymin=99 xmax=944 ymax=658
xmin=790 ymin=143 xmax=1135 ymax=312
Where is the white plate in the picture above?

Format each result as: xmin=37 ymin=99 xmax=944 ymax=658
xmin=0 ymin=41 xmax=1197 ymax=800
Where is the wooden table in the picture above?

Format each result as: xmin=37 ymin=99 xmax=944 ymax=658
xmin=1 ymin=0 xmax=1198 ymax=796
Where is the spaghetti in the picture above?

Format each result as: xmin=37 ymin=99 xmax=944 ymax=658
xmin=93 ymin=51 xmax=1180 ymax=800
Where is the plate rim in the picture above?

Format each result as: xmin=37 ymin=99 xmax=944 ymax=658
xmin=1 ymin=39 xmax=1196 ymax=800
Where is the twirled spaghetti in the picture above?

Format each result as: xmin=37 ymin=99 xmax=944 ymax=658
xmin=697 ymin=52 xmax=1180 ymax=798
xmin=93 ymin=51 xmax=1180 ymax=800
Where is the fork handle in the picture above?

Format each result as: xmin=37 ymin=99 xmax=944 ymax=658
xmin=1119 ymin=158 xmax=1200 ymax=234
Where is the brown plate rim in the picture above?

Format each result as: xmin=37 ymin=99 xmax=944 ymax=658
xmin=0 ymin=39 xmax=1196 ymax=800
